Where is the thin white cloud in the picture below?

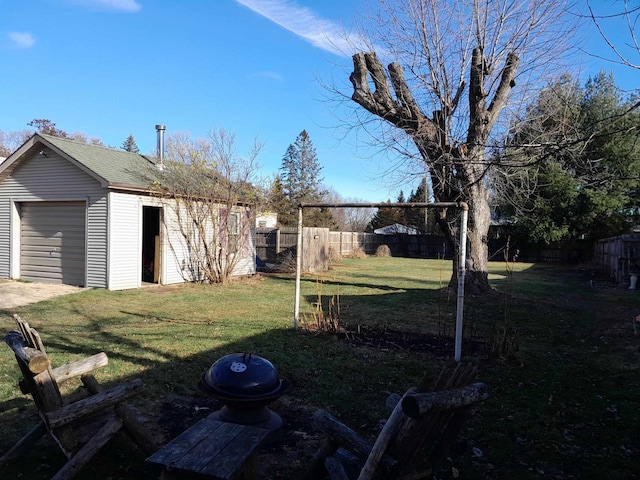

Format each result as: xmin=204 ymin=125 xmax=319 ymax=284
xmin=235 ymin=0 xmax=364 ymax=57
xmin=68 ymin=0 xmax=142 ymax=12
xmin=249 ymin=71 xmax=284 ymax=81
xmin=8 ymin=32 xmax=35 ymax=48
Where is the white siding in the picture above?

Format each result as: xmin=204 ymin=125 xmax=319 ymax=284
xmin=232 ymin=210 xmax=256 ymax=277
xmin=162 ymin=199 xmax=195 ymax=285
xmin=108 ymin=192 xmax=141 ymax=290
xmin=0 ymin=149 xmax=108 ymax=286
xmin=87 ymin=195 xmax=108 ymax=287
xmin=0 ymin=197 xmax=9 ymax=277
xmin=160 ymin=201 xmax=256 ymax=283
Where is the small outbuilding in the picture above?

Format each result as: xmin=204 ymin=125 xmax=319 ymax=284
xmin=0 ymin=134 xmax=255 ymax=290
xmin=374 ymin=223 xmax=420 ymax=235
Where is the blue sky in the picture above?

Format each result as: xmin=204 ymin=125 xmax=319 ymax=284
xmin=1 ymin=0 xmax=636 ymax=202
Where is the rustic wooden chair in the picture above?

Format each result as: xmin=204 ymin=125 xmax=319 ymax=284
xmin=307 ymin=362 xmax=490 ymax=480
xmin=1 ymin=314 xmax=158 ymax=480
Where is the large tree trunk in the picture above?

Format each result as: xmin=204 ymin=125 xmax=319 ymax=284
xmin=463 ymin=180 xmax=491 ymax=293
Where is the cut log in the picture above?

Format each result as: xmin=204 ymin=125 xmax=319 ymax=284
xmin=52 ymin=353 xmax=108 ymax=385
xmin=51 ymin=416 xmax=123 ymax=480
xmin=325 ymin=454 xmax=350 ymax=480
xmin=4 ymin=331 xmax=50 ymax=374
xmin=45 ymin=379 xmax=144 ymax=429
xmin=358 ymin=392 xmax=408 ymax=480
xmin=401 ymin=383 xmax=489 ymax=418
xmin=81 ymin=374 xmax=158 ymax=455
xmin=385 ymin=393 xmax=402 ymax=411
xmin=312 ymin=410 xmax=396 ymax=470
xmin=305 ymin=439 xmax=339 ymax=479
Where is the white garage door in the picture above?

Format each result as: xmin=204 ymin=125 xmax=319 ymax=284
xmin=20 ymin=202 xmax=86 ymax=286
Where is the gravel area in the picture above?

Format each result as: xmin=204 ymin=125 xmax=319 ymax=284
xmin=0 ymin=280 xmax=83 ymax=309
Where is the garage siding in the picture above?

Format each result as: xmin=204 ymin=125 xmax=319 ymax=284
xmin=0 ymin=149 xmax=108 ymax=286
xmin=0 ymin=200 xmax=9 ymax=278
xmin=87 ymin=196 xmax=108 ymax=287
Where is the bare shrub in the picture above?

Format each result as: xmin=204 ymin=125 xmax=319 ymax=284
xmin=300 ymin=281 xmax=344 ymax=334
xmin=347 ymin=246 xmax=367 ymax=259
xmin=272 ymin=252 xmax=297 ymax=273
xmin=375 ymin=245 xmax=391 ymax=257
xmin=329 ymin=246 xmax=342 ymax=263
xmin=486 ymin=327 xmax=521 ymax=364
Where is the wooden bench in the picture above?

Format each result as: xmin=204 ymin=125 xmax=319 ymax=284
xmin=1 ymin=315 xmax=157 ymax=480
xmin=306 ymin=362 xmax=490 ymax=480
xmin=146 ymin=416 xmax=270 ymax=480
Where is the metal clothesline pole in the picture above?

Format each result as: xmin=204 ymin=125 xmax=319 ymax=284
xmin=455 ymin=207 xmax=468 ymax=362
xmin=293 ymin=206 xmax=303 ymax=330
xmin=293 ymin=201 xmax=469 ymax=362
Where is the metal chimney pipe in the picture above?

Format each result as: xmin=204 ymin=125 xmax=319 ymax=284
xmin=155 ymin=124 xmax=166 ymax=166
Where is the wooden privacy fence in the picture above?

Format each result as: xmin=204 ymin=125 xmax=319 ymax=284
xmin=329 ymin=232 xmax=454 ymax=258
xmin=256 ymin=227 xmax=329 ymax=273
xmin=255 ymin=227 xmax=298 ymax=263
xmin=257 ymin=228 xmax=455 ymax=264
xmin=595 ymin=233 xmax=640 ymax=285
xmin=329 ymin=231 xmax=380 ymax=255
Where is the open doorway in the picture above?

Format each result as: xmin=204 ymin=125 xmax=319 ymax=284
xmin=142 ymin=206 xmax=161 ymax=283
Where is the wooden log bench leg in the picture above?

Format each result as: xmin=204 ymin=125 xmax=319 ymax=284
xmin=147 ymin=418 xmax=270 ymax=480
xmin=51 ymin=415 xmax=124 ymax=480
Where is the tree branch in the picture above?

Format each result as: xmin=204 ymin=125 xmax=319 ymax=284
xmin=350 ymin=52 xmax=438 ymax=142
xmin=487 ymin=52 xmax=520 ymax=128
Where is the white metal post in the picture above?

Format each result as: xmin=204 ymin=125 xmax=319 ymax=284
xmin=294 ymin=206 xmax=303 ymax=329
xmin=455 ymin=207 xmax=468 ymax=362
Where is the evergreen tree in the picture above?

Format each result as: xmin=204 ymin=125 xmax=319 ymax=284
xmin=406 ymin=178 xmax=431 ymax=233
xmin=121 ymin=134 xmax=140 ymax=153
xmin=278 ymin=130 xmax=335 ymax=227
xmin=265 ymin=176 xmax=290 ymax=225
xmin=367 ymin=195 xmax=405 ymax=232
xmin=493 ymin=72 xmax=640 ymax=243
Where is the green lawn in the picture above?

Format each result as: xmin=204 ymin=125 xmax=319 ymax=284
xmin=1 ymin=258 xmax=639 ymax=479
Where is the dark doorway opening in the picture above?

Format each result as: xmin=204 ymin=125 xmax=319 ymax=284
xmin=142 ymin=206 xmax=161 ymax=283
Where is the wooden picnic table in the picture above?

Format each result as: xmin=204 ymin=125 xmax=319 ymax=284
xmin=146 ymin=416 xmax=270 ymax=480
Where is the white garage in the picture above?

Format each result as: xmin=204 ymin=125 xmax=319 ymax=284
xmin=0 ymin=133 xmax=256 ymax=289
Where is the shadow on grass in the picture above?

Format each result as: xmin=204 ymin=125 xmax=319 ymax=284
xmin=0 ymin=319 xmax=447 ymax=480
xmin=3 ymin=261 xmax=639 ymax=479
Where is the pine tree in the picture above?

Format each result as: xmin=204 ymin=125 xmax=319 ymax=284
xmin=406 ymin=178 xmax=431 ymax=233
xmin=121 ymin=134 xmax=140 ymax=153
xmin=278 ymin=130 xmax=335 ymax=227
xmin=367 ymin=197 xmax=404 ymax=232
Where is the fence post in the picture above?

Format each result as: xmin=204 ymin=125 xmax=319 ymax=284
xmin=276 ymin=228 xmax=281 ymax=255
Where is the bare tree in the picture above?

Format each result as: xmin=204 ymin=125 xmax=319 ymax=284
xmin=586 ymin=0 xmax=640 ymax=71
xmin=152 ymin=129 xmax=262 ymax=285
xmin=324 ymin=187 xmax=376 ymax=231
xmin=0 ymin=129 xmax=32 ymax=157
xmin=343 ymin=0 xmax=577 ymax=292
xmin=0 ymin=120 xmax=104 ymax=157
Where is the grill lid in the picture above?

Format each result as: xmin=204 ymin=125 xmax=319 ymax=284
xmin=202 ymin=353 xmax=282 ymax=397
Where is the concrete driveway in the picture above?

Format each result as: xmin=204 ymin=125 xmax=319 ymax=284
xmin=0 ymin=280 xmax=83 ymax=309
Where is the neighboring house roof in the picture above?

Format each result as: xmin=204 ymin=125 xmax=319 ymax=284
xmin=0 ymin=133 xmax=159 ymax=192
xmin=374 ymin=223 xmax=420 ymax=235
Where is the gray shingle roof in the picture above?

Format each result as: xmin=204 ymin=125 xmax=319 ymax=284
xmin=39 ymin=134 xmax=159 ymax=189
